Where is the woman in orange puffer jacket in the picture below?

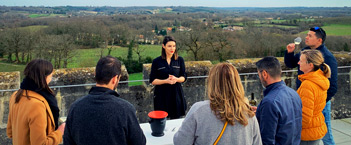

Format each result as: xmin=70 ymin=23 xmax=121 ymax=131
xmin=297 ymin=50 xmax=331 ymax=145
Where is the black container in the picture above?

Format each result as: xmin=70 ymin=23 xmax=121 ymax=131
xmin=149 ymin=118 xmax=167 ymax=137
xmin=148 ymin=111 xmax=168 ymax=137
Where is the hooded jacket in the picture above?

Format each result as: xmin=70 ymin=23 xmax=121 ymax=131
xmin=7 ymin=90 xmax=63 ymax=145
xmin=297 ymin=69 xmax=329 ymax=141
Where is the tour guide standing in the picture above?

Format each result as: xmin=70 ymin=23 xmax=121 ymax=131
xmin=149 ymin=36 xmax=187 ymax=119
xmin=255 ymin=56 xmax=302 ymax=145
xmin=284 ymin=27 xmax=338 ymax=145
xmin=63 ymin=56 xmax=146 ymax=145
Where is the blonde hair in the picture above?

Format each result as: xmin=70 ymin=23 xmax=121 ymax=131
xmin=207 ymin=63 xmax=255 ymax=126
xmin=301 ymin=50 xmax=331 ymax=78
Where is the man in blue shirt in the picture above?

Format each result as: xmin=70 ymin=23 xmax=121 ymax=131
xmin=284 ymin=27 xmax=338 ymax=145
xmin=255 ymin=56 xmax=302 ymax=145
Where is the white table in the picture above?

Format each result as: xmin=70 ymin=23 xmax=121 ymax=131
xmin=140 ymin=118 xmax=184 ymax=145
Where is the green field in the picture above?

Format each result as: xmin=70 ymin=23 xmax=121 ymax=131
xmin=0 ymin=62 xmax=26 ymax=79
xmin=69 ymin=44 xmax=187 ymax=68
xmin=155 ymin=8 xmax=174 ymax=13
xmin=128 ymin=73 xmax=143 ymax=86
xmin=28 ymin=14 xmax=65 ymax=18
xmin=300 ymin=24 xmax=351 ymax=36
xmin=270 ymin=18 xmax=315 ymax=23
xmin=0 ymin=62 xmax=25 ymax=72
xmin=68 ymin=45 xmax=171 ymax=68
xmin=0 ymin=44 xmax=186 ymax=85
xmin=256 ymin=24 xmax=298 ymax=28
xmin=1 ymin=44 xmax=185 ymax=69
xmin=19 ymin=25 xmax=48 ymax=31
xmin=321 ymin=24 xmax=351 ymax=36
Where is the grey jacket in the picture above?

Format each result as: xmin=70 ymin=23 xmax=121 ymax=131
xmin=173 ymin=100 xmax=262 ymax=145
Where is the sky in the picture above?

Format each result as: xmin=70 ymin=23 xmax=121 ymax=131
xmin=1 ymin=0 xmax=351 ymax=7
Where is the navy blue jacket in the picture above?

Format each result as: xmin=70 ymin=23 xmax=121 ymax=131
xmin=256 ymin=81 xmax=302 ymax=145
xmin=284 ymin=44 xmax=338 ymax=102
xmin=63 ymin=87 xmax=146 ymax=145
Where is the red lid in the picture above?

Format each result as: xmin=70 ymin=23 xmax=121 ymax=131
xmin=148 ymin=111 xmax=168 ymax=119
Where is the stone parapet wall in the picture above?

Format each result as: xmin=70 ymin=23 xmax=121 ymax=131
xmin=0 ymin=72 xmax=20 ymax=129
xmin=227 ymin=57 xmax=291 ymax=73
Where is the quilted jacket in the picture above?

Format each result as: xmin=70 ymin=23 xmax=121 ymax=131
xmin=297 ymin=69 xmax=329 ymax=141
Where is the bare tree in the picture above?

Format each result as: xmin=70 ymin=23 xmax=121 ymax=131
xmin=176 ymin=30 xmax=205 ymax=61
xmin=133 ymin=42 xmax=145 ymax=63
xmin=205 ymin=29 xmax=232 ymax=62
xmin=3 ymin=28 xmax=25 ymax=63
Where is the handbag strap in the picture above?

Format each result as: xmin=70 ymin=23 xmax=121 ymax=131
xmin=213 ymin=121 xmax=228 ymax=145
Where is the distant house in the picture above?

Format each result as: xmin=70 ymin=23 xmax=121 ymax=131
xmin=223 ymin=26 xmax=243 ymax=31
xmin=223 ymin=26 xmax=234 ymax=31
xmin=233 ymin=26 xmax=244 ymax=31
xmin=178 ymin=26 xmax=191 ymax=32
xmin=266 ymin=17 xmax=273 ymax=20
xmin=214 ymin=21 xmax=225 ymax=24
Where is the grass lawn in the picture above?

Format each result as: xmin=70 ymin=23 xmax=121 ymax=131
xmin=299 ymin=24 xmax=351 ymax=36
xmin=28 ymin=14 xmax=65 ymax=18
xmin=19 ymin=25 xmax=49 ymax=31
xmin=29 ymin=14 xmax=50 ymax=18
xmin=128 ymin=72 xmax=143 ymax=86
xmin=68 ymin=45 xmax=164 ymax=68
xmin=68 ymin=45 xmax=187 ymax=68
xmin=0 ymin=61 xmax=26 ymax=79
xmin=270 ymin=19 xmax=315 ymax=23
xmin=321 ymin=24 xmax=351 ymax=36
xmin=256 ymin=24 xmax=297 ymax=28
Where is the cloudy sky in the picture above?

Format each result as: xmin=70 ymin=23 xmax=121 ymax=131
xmin=1 ymin=0 xmax=351 ymax=7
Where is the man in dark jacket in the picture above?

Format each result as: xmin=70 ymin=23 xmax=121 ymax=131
xmin=63 ymin=56 xmax=146 ymax=145
xmin=255 ymin=56 xmax=302 ymax=145
xmin=284 ymin=27 xmax=337 ymax=145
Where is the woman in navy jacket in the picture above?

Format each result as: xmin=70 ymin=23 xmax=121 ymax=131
xmin=149 ymin=36 xmax=187 ymax=119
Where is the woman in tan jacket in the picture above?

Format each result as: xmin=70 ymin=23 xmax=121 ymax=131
xmin=297 ymin=50 xmax=330 ymax=145
xmin=7 ymin=59 xmax=65 ymax=145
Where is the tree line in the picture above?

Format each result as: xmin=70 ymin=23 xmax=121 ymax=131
xmin=0 ymin=11 xmax=351 ymax=72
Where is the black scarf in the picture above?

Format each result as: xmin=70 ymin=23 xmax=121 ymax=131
xmin=20 ymin=77 xmax=60 ymax=129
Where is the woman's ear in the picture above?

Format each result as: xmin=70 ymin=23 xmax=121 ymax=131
xmin=162 ymin=44 xmax=165 ymax=49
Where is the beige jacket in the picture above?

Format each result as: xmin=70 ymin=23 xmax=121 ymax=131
xmin=7 ymin=90 xmax=62 ymax=145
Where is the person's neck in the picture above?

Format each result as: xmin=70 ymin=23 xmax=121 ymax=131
xmin=266 ymin=79 xmax=281 ymax=87
xmin=96 ymin=84 xmax=113 ymax=90
xmin=166 ymin=55 xmax=172 ymax=61
xmin=310 ymin=44 xmax=322 ymax=49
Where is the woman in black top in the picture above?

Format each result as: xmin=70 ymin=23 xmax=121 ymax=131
xmin=149 ymin=36 xmax=187 ymax=119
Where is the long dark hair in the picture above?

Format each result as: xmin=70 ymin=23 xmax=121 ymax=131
xmin=161 ymin=36 xmax=178 ymax=60
xmin=15 ymin=59 xmax=54 ymax=103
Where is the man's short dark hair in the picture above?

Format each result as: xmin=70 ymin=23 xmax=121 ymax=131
xmin=310 ymin=27 xmax=326 ymax=44
xmin=95 ymin=56 xmax=121 ymax=85
xmin=256 ymin=56 xmax=282 ymax=79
